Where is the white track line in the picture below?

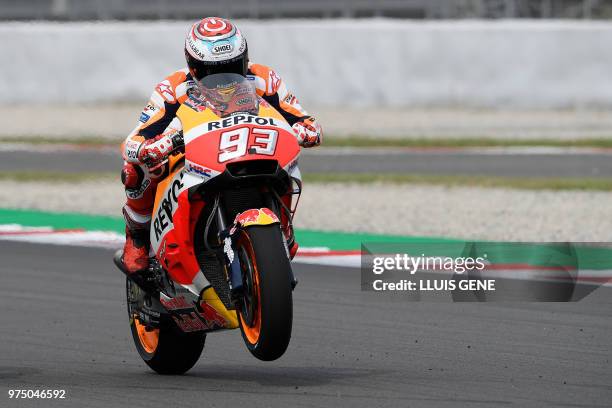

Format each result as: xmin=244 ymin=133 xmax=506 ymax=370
xmin=1 ymin=224 xmax=611 ymax=286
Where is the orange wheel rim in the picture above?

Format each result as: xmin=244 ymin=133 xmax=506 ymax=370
xmin=238 ymin=233 xmax=262 ymax=345
xmin=134 ymin=318 xmax=159 ymax=354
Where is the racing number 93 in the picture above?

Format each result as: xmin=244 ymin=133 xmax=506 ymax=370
xmin=218 ymin=127 xmax=278 ymax=163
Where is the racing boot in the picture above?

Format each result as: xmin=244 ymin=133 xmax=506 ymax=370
xmin=122 ymin=225 xmax=161 ymax=294
xmin=123 ymin=226 xmax=150 ymax=274
xmin=121 ymin=163 xmax=153 ymax=276
xmin=121 ymin=204 xmax=158 ymax=292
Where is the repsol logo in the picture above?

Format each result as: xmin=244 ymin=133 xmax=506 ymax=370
xmin=212 ymin=43 xmax=232 ymax=54
xmin=207 ymin=115 xmax=278 ymax=131
xmin=153 ymin=174 xmax=184 ymax=241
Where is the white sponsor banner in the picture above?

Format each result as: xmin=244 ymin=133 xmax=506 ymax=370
xmin=2 ymin=20 xmax=612 ymax=108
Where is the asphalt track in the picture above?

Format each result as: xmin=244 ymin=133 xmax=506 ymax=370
xmin=2 ymin=241 xmax=611 ymax=407
xmin=2 ymin=147 xmax=612 ymax=178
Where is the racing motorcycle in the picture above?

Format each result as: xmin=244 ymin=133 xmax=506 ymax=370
xmin=114 ymin=73 xmax=302 ymax=374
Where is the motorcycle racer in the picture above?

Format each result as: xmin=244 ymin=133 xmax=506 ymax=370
xmin=121 ymin=17 xmax=322 ymax=275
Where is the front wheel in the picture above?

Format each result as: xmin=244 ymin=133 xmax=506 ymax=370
xmin=237 ymin=224 xmax=293 ymax=361
xmin=127 ymin=279 xmax=206 ymax=374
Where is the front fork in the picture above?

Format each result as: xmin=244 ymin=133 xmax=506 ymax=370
xmin=215 ymin=206 xmax=244 ymax=300
xmin=216 ymin=205 xmax=297 ymax=303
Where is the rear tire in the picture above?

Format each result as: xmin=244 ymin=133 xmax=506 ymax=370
xmin=127 ymin=279 xmax=206 ymax=375
xmin=237 ymin=224 xmax=293 ymax=361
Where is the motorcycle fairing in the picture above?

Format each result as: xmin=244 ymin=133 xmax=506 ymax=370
xmin=150 ymin=166 xmax=239 ymax=331
xmin=159 ymin=287 xmax=238 ymax=332
xmin=148 ymin=90 xmax=301 ymax=334
xmin=177 ymin=102 xmax=300 ymax=179
xmin=199 ymin=287 xmax=239 ymax=329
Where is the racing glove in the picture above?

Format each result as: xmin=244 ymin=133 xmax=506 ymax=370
xmin=137 ymin=131 xmax=184 ymax=170
xmin=292 ymin=117 xmax=322 ymax=148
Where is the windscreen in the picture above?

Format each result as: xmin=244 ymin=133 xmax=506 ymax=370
xmin=196 ymin=73 xmax=259 ymax=118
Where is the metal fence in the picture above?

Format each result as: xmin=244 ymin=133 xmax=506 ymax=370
xmin=1 ymin=0 xmax=611 ymax=20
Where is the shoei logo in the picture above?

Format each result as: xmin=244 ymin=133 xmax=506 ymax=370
xmin=212 ymin=42 xmax=233 ymax=55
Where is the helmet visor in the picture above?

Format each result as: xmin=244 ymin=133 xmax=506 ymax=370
xmin=187 ymin=51 xmax=248 ymax=80
xmin=196 ymin=73 xmax=259 ymax=118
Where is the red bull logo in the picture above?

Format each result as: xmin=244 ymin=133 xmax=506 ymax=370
xmin=235 ymin=208 xmax=280 ymax=227
xmin=198 ymin=302 xmax=227 ymax=329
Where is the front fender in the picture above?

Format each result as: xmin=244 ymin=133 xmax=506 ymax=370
xmin=234 ymin=208 xmax=280 ymax=228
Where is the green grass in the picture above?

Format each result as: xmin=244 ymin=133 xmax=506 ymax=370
xmin=2 ymin=170 xmax=611 ymax=191
xmin=4 ymin=135 xmax=612 ymax=148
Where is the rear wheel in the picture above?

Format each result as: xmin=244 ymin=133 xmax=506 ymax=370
xmin=126 ymin=279 xmax=206 ymax=375
xmin=237 ymin=224 xmax=293 ymax=361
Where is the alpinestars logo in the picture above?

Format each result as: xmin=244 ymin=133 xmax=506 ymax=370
xmin=269 ymin=70 xmax=281 ymax=93
xmin=156 ymin=81 xmax=175 ymax=103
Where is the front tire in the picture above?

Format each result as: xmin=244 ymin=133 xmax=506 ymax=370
xmin=237 ymin=224 xmax=293 ymax=361
xmin=127 ymin=279 xmax=206 ymax=375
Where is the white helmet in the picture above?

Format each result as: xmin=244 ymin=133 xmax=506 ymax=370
xmin=184 ymin=17 xmax=249 ymax=81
